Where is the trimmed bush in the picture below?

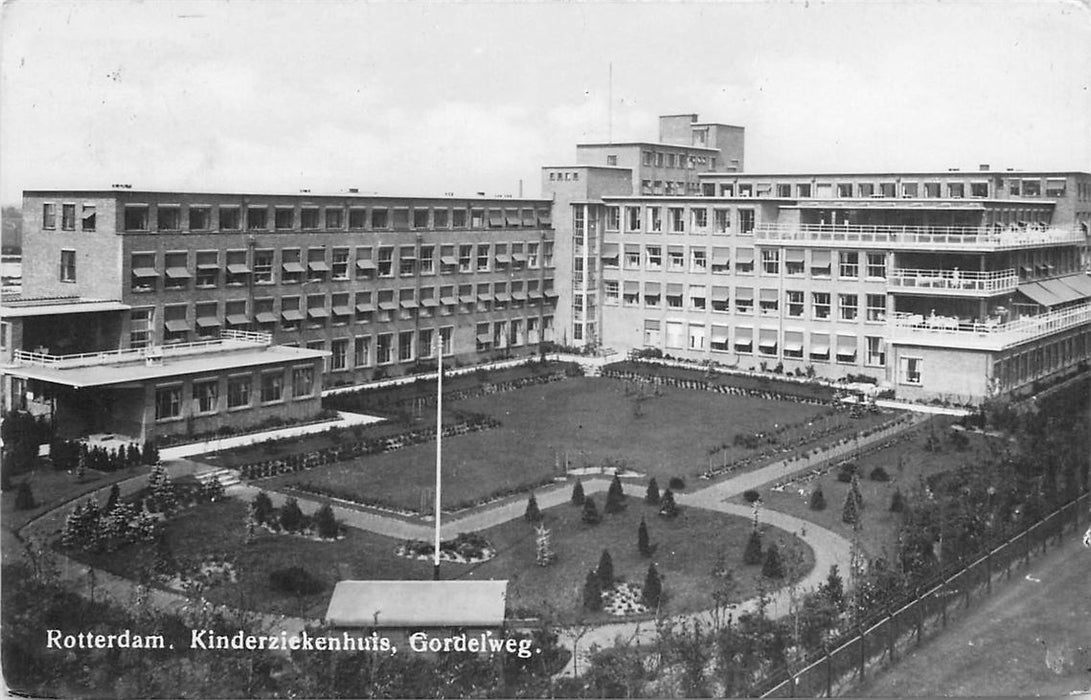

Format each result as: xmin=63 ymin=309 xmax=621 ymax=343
xmin=658 ymin=489 xmax=679 ymax=519
xmin=762 ymin=543 xmax=785 ymax=579
xmin=890 ymin=489 xmax=906 ymax=513
xmin=525 ymin=492 xmax=542 ymax=522
xmin=279 ymin=497 xmax=305 ymax=532
xmin=869 ymin=466 xmax=890 ymax=482
xmin=668 ymin=476 xmax=686 ymax=491
xmin=596 ymin=549 xmax=615 ymax=589
xmin=644 ymin=477 xmax=660 ymax=505
xmin=809 ymin=487 xmax=827 ymax=511
xmin=582 ymin=570 xmax=602 ymax=612
xmin=314 ymin=504 xmax=340 ymax=539
xmin=642 ymin=563 xmax=662 ymax=609
xmin=743 ymin=489 xmax=761 ymax=504
xmin=637 ymin=518 xmax=652 ymax=557
xmin=571 ymin=479 xmax=585 ymax=506
xmin=605 ymin=475 xmax=626 ymax=514
xmin=743 ymin=529 xmax=764 ymax=565
xmin=582 ymin=496 xmax=601 ymax=525
xmin=836 ymin=462 xmax=857 ymax=483
xmin=251 ymin=491 xmax=274 ymax=525
xmin=269 ymin=566 xmax=324 ymax=596
xmin=842 ymin=489 xmax=860 ymax=525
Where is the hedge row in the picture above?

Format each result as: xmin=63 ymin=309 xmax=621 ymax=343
xmin=600 ymin=369 xmax=833 ymax=406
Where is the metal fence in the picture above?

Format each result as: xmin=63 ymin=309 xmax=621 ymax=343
xmin=761 ymin=491 xmax=1089 ymax=697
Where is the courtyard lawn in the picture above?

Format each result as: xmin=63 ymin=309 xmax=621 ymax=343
xmin=748 ymin=419 xmax=1004 ymax=559
xmin=261 ymin=377 xmax=843 ymax=512
xmin=462 ymin=499 xmax=816 ymax=624
xmin=2 ymin=463 xmax=147 ymax=536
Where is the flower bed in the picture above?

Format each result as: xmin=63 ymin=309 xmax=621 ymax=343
xmin=395 ymin=532 xmax=496 ymax=564
xmin=604 ymin=359 xmax=839 ymax=402
xmin=602 ymin=582 xmax=649 ymax=616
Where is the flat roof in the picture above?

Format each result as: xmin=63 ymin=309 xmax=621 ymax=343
xmin=575 ymin=142 xmax=719 ymax=152
xmin=22 ymin=189 xmax=551 ymax=204
xmin=1 ymin=297 xmax=130 ymax=318
xmin=326 ymin=580 xmax=508 ymax=628
xmin=2 ymin=343 xmax=328 ymax=388
xmin=700 ymin=170 xmax=1091 ymax=179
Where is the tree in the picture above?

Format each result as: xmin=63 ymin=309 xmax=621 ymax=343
xmin=570 ymin=479 xmax=585 ymax=505
xmin=142 ymin=439 xmax=159 ymax=465
xmin=75 ymin=450 xmax=87 ymax=483
xmin=581 ymin=496 xmax=601 ymax=525
xmin=582 ymin=570 xmax=602 ymax=612
xmin=152 ymin=533 xmax=176 ymax=577
xmin=762 ymin=543 xmax=785 ymax=579
xmin=252 ymin=491 xmax=274 ymax=525
xmin=644 ymin=477 xmax=660 ymax=505
xmin=279 ymin=497 xmax=304 ymax=532
xmin=642 ymin=563 xmax=662 ymax=609
xmin=314 ymin=504 xmax=340 ymax=539
xmin=743 ymin=529 xmax=764 ymax=565
xmin=743 ymin=489 xmax=761 ymax=504
xmin=637 ymin=518 xmax=652 ymax=557
xmin=105 ymin=483 xmax=120 ymax=512
xmin=14 ymin=480 xmax=36 ymax=510
xmin=850 ymin=473 xmax=865 ymax=511
xmin=605 ymin=474 xmax=626 ymax=514
xmin=821 ymin=564 xmax=845 ymax=612
xmin=841 ymin=488 xmax=860 ymax=525
xmin=535 ymin=523 xmax=556 ymax=566
xmin=658 ymin=488 xmax=679 ymax=518
xmin=596 ymin=549 xmax=615 ymax=589
xmin=524 ymin=492 xmax=542 ymax=522
xmin=890 ymin=488 xmax=906 ymax=513
xmin=810 ymin=486 xmax=827 ymax=511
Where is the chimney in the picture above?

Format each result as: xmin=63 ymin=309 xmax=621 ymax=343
xmin=978 ymin=164 xmax=990 ymax=172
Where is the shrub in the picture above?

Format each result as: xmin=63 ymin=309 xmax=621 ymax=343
xmin=644 ymin=478 xmax=660 ymax=505
xmin=524 ymin=493 xmax=542 ymax=522
xmin=850 ymin=475 xmax=864 ymax=511
xmin=809 ymin=487 xmax=827 ymax=511
xmin=14 ymin=481 xmax=36 ymax=510
xmin=251 ymin=492 xmax=274 ymax=525
xmin=642 ymin=563 xmax=663 ymax=609
xmin=571 ymin=479 xmax=585 ymax=506
xmin=279 ymin=498 xmax=305 ymax=532
xmin=869 ymin=466 xmax=890 ymax=482
xmin=314 ymin=504 xmax=340 ymax=539
xmin=582 ymin=570 xmax=602 ymax=612
xmin=762 ymin=543 xmax=785 ymax=579
xmin=742 ymin=489 xmax=761 ymax=504
xmin=269 ymin=566 xmax=324 ymax=596
xmin=841 ymin=489 xmax=860 ymax=525
xmin=637 ymin=518 xmax=652 ymax=557
xmin=105 ymin=483 xmax=120 ymax=512
xmin=596 ymin=549 xmax=615 ymax=589
xmin=605 ymin=475 xmax=626 ymax=514
xmin=743 ymin=529 xmax=764 ymax=565
xmin=890 ymin=489 xmax=906 ymax=513
xmin=668 ymin=476 xmax=686 ymax=491
xmin=836 ymin=462 xmax=857 ymax=483
xmin=949 ymin=429 xmax=970 ymax=451
xmin=658 ymin=489 xmax=679 ymax=519
xmin=582 ymin=496 xmax=601 ymax=525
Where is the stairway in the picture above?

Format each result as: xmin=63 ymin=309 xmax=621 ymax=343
xmin=194 ymin=468 xmax=241 ymax=489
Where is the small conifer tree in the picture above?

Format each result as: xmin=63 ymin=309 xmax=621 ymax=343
xmin=850 ymin=474 xmax=865 ymax=511
xmin=744 ymin=529 xmax=764 ymax=565
xmin=658 ymin=488 xmax=679 ymax=518
xmin=535 ymin=523 xmax=556 ymax=566
xmin=279 ymin=497 xmax=305 ymax=532
xmin=762 ymin=543 xmax=785 ymax=579
xmin=14 ymin=480 xmax=36 ymax=510
xmin=605 ymin=474 xmax=626 ymax=514
xmin=890 ymin=489 xmax=906 ymax=513
xmin=822 ymin=564 xmax=845 ymax=611
xmin=809 ymin=486 xmax=827 ymax=511
xmin=637 ymin=517 xmax=652 ymax=557
xmin=582 ymin=570 xmax=602 ymax=612
xmin=524 ymin=492 xmax=542 ymax=522
xmin=581 ymin=495 xmax=601 ymax=525
xmin=641 ymin=563 xmax=662 ymax=609
xmin=571 ymin=479 xmax=585 ymax=505
xmin=315 ymin=504 xmax=340 ymax=539
xmin=252 ymin=491 xmax=274 ymax=525
xmin=842 ymin=488 xmax=860 ymax=525
xmin=645 ymin=477 xmax=660 ymax=505
xmin=596 ymin=549 xmax=615 ymax=589
xmin=105 ymin=483 xmax=120 ymax=512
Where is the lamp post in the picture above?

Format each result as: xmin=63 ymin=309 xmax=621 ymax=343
xmin=433 ymin=333 xmax=444 ymax=581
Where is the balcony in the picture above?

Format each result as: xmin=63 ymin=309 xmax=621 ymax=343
xmin=754 ymin=224 xmax=1085 ymax=251
xmin=13 ymin=330 xmax=272 ymax=368
xmin=888 ymin=303 xmax=1091 ymax=351
xmin=888 ymin=268 xmax=1018 ymax=296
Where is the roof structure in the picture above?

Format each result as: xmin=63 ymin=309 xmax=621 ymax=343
xmin=325 ymin=580 xmax=508 ymax=628
xmin=1 ymin=297 xmax=130 ymax=318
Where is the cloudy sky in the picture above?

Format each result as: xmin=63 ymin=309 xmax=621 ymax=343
xmin=2 ymin=1 xmax=1089 ymax=204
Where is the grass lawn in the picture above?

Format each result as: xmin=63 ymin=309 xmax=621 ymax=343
xmin=749 ymin=419 xmax=1006 ymax=559
xmin=263 ymin=377 xmax=842 ymax=511
xmin=460 ymin=499 xmax=814 ymax=624
xmin=65 ymin=495 xmax=814 ymax=625
xmin=2 ymin=464 xmax=147 ymax=535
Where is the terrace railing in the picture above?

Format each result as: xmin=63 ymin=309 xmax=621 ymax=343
xmin=888 ymin=267 xmax=1019 ymax=295
xmin=754 ymin=224 xmax=1085 ymax=250
xmin=12 ymin=329 xmax=272 ymax=368
xmin=888 ymin=302 xmax=1091 ymax=350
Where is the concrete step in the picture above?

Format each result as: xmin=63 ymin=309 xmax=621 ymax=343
xmin=194 ymin=468 xmax=241 ymax=488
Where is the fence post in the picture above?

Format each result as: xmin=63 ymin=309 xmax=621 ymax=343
xmin=940 ymin=581 xmax=948 ymax=629
xmin=887 ymin=610 xmax=895 ymax=663
xmin=858 ymin=626 xmax=865 ymax=681
xmin=1024 ymin=525 xmax=1031 ymax=567
xmin=825 ymin=650 xmax=832 ymax=698
xmin=986 ymin=548 xmax=992 ymax=595
xmin=789 ymin=672 xmax=796 ymax=698
xmin=915 ymin=595 xmax=923 ymax=647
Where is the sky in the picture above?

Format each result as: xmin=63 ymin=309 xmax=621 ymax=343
xmin=1 ymin=0 xmax=1090 ymax=205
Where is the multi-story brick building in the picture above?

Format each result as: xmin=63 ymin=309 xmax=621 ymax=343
xmin=547 ymin=117 xmax=1091 ymax=402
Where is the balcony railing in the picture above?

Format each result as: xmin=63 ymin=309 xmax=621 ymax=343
xmin=888 ymin=302 xmax=1091 ymax=350
xmin=12 ymin=330 xmax=272 ymax=368
xmin=888 ymin=267 xmax=1019 ymax=295
xmin=754 ymin=224 xmax=1085 ymax=250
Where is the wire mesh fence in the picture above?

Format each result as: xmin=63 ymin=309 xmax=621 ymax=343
xmin=760 ymin=492 xmax=1088 ymax=697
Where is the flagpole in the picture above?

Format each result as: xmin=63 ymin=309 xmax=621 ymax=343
xmin=433 ymin=334 xmax=443 ymax=581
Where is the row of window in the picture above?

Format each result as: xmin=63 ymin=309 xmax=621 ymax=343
xmin=641 ymin=150 xmax=716 ymax=170
xmin=604 ymin=245 xmax=887 ymax=279
xmin=639 ymin=320 xmax=887 ymax=366
xmin=702 ymin=177 xmax=1069 ymax=200
xmin=117 ymin=203 xmax=551 ymax=233
xmin=605 ymin=283 xmax=887 ymax=321
xmin=154 ymin=365 xmax=316 ymax=421
xmin=599 ymin=205 xmax=755 ymax=235
xmin=42 ymin=203 xmax=96 ymax=231
xmin=128 ymin=242 xmax=555 ymax=292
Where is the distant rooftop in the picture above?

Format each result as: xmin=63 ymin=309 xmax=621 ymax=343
xmin=575 ymin=141 xmax=719 ymax=152
xmin=22 ymin=188 xmax=551 ymax=203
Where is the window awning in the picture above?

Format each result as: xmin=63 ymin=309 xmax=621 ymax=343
xmin=196 ymin=262 xmax=219 ymax=270
xmin=476 ymin=333 xmax=493 ymax=343
xmin=734 ymin=338 xmax=753 ymax=349
xmin=399 ymin=299 xmax=418 ymax=309
xmin=477 ymin=292 xmax=492 ymax=302
xmin=494 ymin=293 xmax=511 ymax=302
xmin=624 ymin=281 xmax=640 ymax=293
xmin=495 ymin=254 xmax=512 ymax=264
xmin=355 ymin=259 xmax=376 ymax=270
xmin=132 ymin=267 xmax=159 ymax=278
xmin=488 ymin=210 xmax=504 ymax=226
xmin=1017 ymin=282 xmax=1064 ymax=307
xmin=759 ymin=339 xmax=778 ymax=350
xmin=601 ymin=243 xmax=620 ymax=257
xmin=378 ymin=301 xmax=398 ymax=311
xmin=227 ymin=263 xmax=251 ymax=274
xmin=759 ymin=289 xmax=778 ymax=302
xmin=355 ymin=303 xmax=376 ymax=313
xmin=711 ymin=327 xmax=729 ymax=343
xmin=1038 ymin=277 xmax=1086 ymax=305
xmin=165 ymin=267 xmax=191 ymax=279
xmin=735 ymin=327 xmax=753 ymax=341
xmin=527 ymin=289 xmax=543 ymax=299
xmin=439 ymin=295 xmax=457 ymax=305
xmin=644 ymin=282 xmax=661 ymax=294
xmin=784 ymin=337 xmax=804 ymax=352
xmin=712 ymin=286 xmax=730 ymax=302
xmin=332 ymin=305 xmax=353 ymax=316
xmin=1057 ymin=273 xmax=1091 ymax=298
xmin=811 ymin=250 xmax=832 ymax=266
xmin=283 ymin=261 xmax=305 ymax=273
xmin=505 ymin=210 xmax=521 ymax=226
xmin=307 ymin=307 xmax=329 ymax=318
xmin=420 ymin=297 xmax=439 ymax=307
xmin=543 ymin=289 xmax=558 ymax=298
xmin=711 ymin=248 xmax=731 ymax=265
xmin=522 ymin=210 xmax=535 ymax=226
xmin=164 ymin=319 xmax=190 ymax=332
xmin=810 ymin=344 xmax=830 ymax=356
xmin=537 ymin=210 xmax=552 ymax=225
xmin=735 ymin=287 xmax=754 ymax=300
xmin=456 ymin=293 xmax=473 ymax=304
xmin=281 ymin=309 xmax=304 ymax=321
xmin=255 ymin=311 xmax=277 ymax=324
xmin=785 ymin=249 xmax=805 ymax=263
xmin=196 ymin=316 xmax=220 ymax=328
xmin=1020 ymin=265 xmax=1033 ymax=274
xmin=308 ymin=261 xmax=330 ymax=272
xmin=226 ymin=313 xmax=250 ymax=325
xmin=666 ymin=283 xmax=684 ymax=296
xmin=736 ymin=248 xmax=755 ymax=264
xmin=439 ymin=255 xmax=458 ymax=265
xmin=510 ymin=291 xmax=527 ymax=301
xmin=644 ymin=319 xmax=660 ymax=330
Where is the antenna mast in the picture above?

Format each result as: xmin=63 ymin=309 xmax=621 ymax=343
xmin=608 ymin=62 xmax=613 ymax=143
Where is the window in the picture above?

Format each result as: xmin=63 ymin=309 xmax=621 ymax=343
xmin=839 ymin=294 xmax=858 ymax=321
xmin=543 ymin=241 xmax=554 ymax=267
xmin=260 ymin=371 xmax=284 ymax=403
xmin=648 ymin=207 xmax=662 ymax=233
xmin=900 ymin=356 xmax=922 ymax=385
xmin=247 ymin=206 xmax=267 ymax=230
xmin=924 ymin=182 xmax=941 ymax=198
xmin=418 ymin=245 xmax=435 ymax=275
xmin=219 ymin=206 xmax=240 ymax=230
xmin=225 ymin=250 xmax=250 ymax=286
xmin=866 ymin=294 xmax=886 ymax=322
xmin=43 ymin=203 xmax=56 ymax=229
xmin=354 ymin=336 xmax=372 ymax=367
xmin=785 ymin=249 xmax=805 ymax=275
xmin=452 ymin=209 xmax=467 ymax=228
xmin=476 ymin=244 xmax=490 ymax=272
xmin=413 ymin=209 xmax=430 ymax=229
xmin=971 ymin=182 xmax=989 ymax=198
xmin=761 ymin=248 xmax=780 ymax=275
xmin=813 ymin=292 xmax=831 ymax=319
xmin=157 ymin=205 xmax=180 ymax=231
xmin=735 ymin=247 xmax=754 ymax=274
xmin=307 ymin=294 xmax=328 ymax=326
xmin=129 ymin=308 xmax=152 ymax=349
xmin=811 ymin=251 xmax=831 ymax=277
xmin=644 ymin=282 xmax=661 ymax=308
xmin=62 ymin=203 xmax=76 ymax=230
xmin=797 ymin=183 xmax=812 ymax=198
xmin=163 ymin=305 xmax=190 ymax=342
xmin=398 ymin=245 xmax=416 ymax=276
xmin=624 ymin=245 xmax=641 ymax=270
xmin=857 ymin=183 xmax=874 ymax=198
xmin=691 ymin=247 xmax=707 ymax=272
xmin=947 ymin=182 xmax=965 ymax=198
xmin=225 ymin=300 xmax=249 ymax=330
xmin=668 ymin=247 xmax=685 ymax=271
xmin=689 ymin=323 xmax=706 ymax=350
xmin=837 ymin=183 xmax=853 ymax=198
xmin=664 ymin=321 xmax=684 ymax=349
xmin=164 ymin=251 xmax=190 ymax=289
xmin=866 ymin=252 xmax=886 ymax=279
xmin=227 ymin=376 xmax=252 ymax=408
xmin=666 ymin=285 xmax=683 ymax=309
xmin=710 ymin=286 xmax=729 ymax=313
xmin=738 ymin=209 xmax=755 ymax=234
xmin=711 ymin=247 xmax=730 ymax=274
xmin=787 ymin=290 xmax=804 ymax=317
xmin=1045 ymin=179 xmax=1066 ymax=197
xmin=759 ymin=289 xmax=778 ymax=315
xmin=59 ymin=249 xmax=76 ymax=282
xmin=348 ymin=207 xmax=367 ymax=229
xmin=434 ymin=209 xmax=449 ymax=228
xmin=377 ymin=247 xmax=394 ymax=277
xmin=194 ymin=381 xmax=218 ymax=414
xmin=331 ymin=338 xmax=349 ymax=371
xmin=371 ymin=208 xmax=389 ymax=229
xmin=281 ymin=248 xmax=302 ymax=284
xmin=866 ymin=337 xmax=886 ymax=367
xmin=326 ymin=207 xmax=343 ymax=229
xmin=332 ymin=248 xmax=350 ymax=280
xmin=626 ymin=206 xmax=641 ymax=232
xmin=419 ymin=328 xmax=435 ymax=358
xmin=902 ymin=182 xmax=919 ymax=198
xmin=605 ymin=206 xmax=620 ymax=231
xmin=738 ymin=184 xmax=753 ymax=197
xmin=735 ymin=287 xmax=753 ymax=314
xmin=292 ymin=366 xmax=314 ymax=397
xmin=124 ymin=205 xmax=148 ymax=230
xmin=81 ymin=205 xmax=96 ymax=231
xmin=646 ymin=245 xmax=662 ymax=270
xmin=189 ymin=206 xmax=209 ymax=230
xmin=669 ymin=207 xmax=685 ymax=233
xmin=331 ymin=292 xmax=351 ymax=325
xmin=604 ymin=280 xmax=619 ymax=305
xmin=690 ymin=285 xmax=706 ymax=311
xmin=459 ymin=244 xmax=473 ymax=272
xmin=839 ymin=251 xmax=859 ymax=278
xmin=777 ymin=184 xmax=791 ymax=198
xmin=155 ymin=386 xmax=182 ymax=420
xmin=253 ymin=249 xmax=274 ymax=284
xmin=300 ymin=208 xmax=320 ymax=230
xmin=131 ymin=252 xmax=157 ymax=292
xmin=377 ymin=333 xmax=394 ymax=364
